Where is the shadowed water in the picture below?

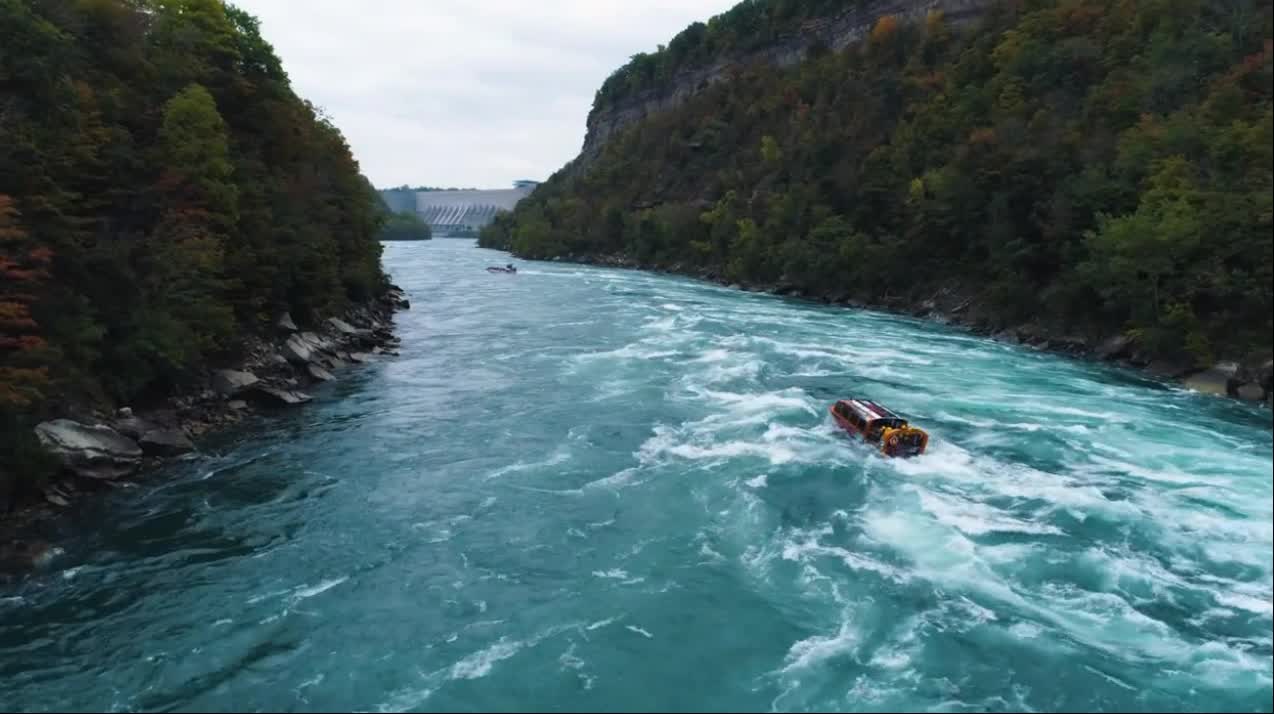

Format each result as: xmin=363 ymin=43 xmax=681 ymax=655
xmin=2 ymin=239 xmax=1270 ymax=712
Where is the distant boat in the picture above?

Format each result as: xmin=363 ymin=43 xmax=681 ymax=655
xmin=487 ymin=265 xmax=517 ymax=274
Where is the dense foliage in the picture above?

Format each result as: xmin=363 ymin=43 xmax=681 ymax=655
xmin=379 ymin=211 xmax=433 ymax=241
xmin=485 ymin=0 xmax=1273 ymax=368
xmin=1 ymin=0 xmax=387 ymax=489
xmin=592 ymin=0 xmax=876 ymax=118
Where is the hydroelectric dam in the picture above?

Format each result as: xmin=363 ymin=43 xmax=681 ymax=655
xmin=380 ymin=181 xmax=537 ymax=235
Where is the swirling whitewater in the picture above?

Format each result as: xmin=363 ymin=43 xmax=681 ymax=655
xmin=2 ymin=239 xmax=1270 ymax=712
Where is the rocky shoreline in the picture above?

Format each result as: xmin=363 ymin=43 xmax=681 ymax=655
xmin=547 ymin=253 xmax=1274 ymax=408
xmin=1 ymin=285 xmax=411 ymax=573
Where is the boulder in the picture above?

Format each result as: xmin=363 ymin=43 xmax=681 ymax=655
xmin=1261 ymin=360 xmax=1273 ymax=391
xmin=1183 ymin=362 xmax=1241 ymax=396
xmin=249 ymin=386 xmax=313 ymax=406
xmin=1236 ymin=383 xmax=1265 ymax=402
xmin=228 ymin=400 xmax=249 ymax=411
xmin=111 ymin=414 xmax=151 ymax=440
xmin=348 ymin=352 xmax=373 ymax=364
xmin=300 ymin=331 xmax=333 ymax=353
xmin=327 ymin=317 xmax=358 ymax=335
xmin=282 ymin=334 xmax=314 ymax=364
xmin=307 ymin=364 xmax=336 ymax=382
xmin=212 ymin=369 xmax=260 ymax=396
xmin=1096 ymin=335 xmax=1136 ymax=361
xmin=276 ymin=312 xmax=298 ymax=333
xmin=138 ymin=428 xmax=195 ymax=456
xmin=34 ymin=419 xmax=142 ymax=480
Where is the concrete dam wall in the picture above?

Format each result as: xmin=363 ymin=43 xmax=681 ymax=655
xmin=380 ymin=184 xmax=537 ymax=234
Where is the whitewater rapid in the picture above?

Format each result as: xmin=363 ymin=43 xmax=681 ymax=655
xmin=1 ymin=239 xmax=1269 ymax=712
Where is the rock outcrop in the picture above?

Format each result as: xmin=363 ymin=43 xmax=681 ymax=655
xmin=581 ymin=0 xmax=993 ymax=159
xmin=327 ymin=317 xmax=358 ymax=335
xmin=307 ymin=364 xmax=336 ymax=382
xmin=138 ymin=428 xmax=195 ymax=456
xmin=282 ymin=334 xmax=314 ymax=365
xmin=249 ymin=386 xmax=313 ymax=406
xmin=34 ymin=419 xmax=143 ymax=480
xmin=1095 ymin=335 xmax=1136 ymax=362
xmin=14 ymin=283 xmax=410 ymax=530
xmin=1184 ymin=362 xmax=1242 ymax=397
xmin=212 ymin=369 xmax=260 ymax=396
xmin=1236 ymin=383 xmax=1265 ymax=401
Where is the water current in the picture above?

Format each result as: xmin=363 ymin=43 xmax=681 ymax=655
xmin=2 ymin=239 xmax=1270 ymax=712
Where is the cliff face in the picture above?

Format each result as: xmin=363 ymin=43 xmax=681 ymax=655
xmin=580 ymin=0 xmax=993 ymax=159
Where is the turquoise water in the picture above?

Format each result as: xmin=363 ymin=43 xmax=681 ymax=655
xmin=2 ymin=239 xmax=1271 ymax=712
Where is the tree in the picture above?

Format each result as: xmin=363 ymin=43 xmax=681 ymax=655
xmin=0 ymin=196 xmax=50 ymax=410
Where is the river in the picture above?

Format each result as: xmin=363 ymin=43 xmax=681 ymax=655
xmin=2 ymin=239 xmax=1271 ymax=712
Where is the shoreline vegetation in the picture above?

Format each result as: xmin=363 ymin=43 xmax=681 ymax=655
xmin=0 ymin=0 xmax=403 ymax=559
xmin=481 ymin=0 xmax=1273 ymax=406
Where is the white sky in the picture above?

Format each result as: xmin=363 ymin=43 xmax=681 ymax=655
xmin=231 ymin=1 xmax=738 ymax=189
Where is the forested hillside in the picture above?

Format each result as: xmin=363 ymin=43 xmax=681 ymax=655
xmin=1 ymin=1 xmax=388 ymax=461
xmin=483 ymin=0 xmax=1273 ymax=371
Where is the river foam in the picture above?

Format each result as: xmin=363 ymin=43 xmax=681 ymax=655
xmin=2 ymin=240 xmax=1268 ymax=713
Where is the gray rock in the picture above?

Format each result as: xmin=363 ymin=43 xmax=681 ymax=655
xmin=327 ymin=317 xmax=358 ymax=335
xmin=1236 ymin=383 xmax=1265 ymax=402
xmin=300 ymin=331 xmax=335 ymax=354
xmin=348 ymin=352 xmax=373 ymax=364
xmin=212 ymin=369 xmax=260 ymax=396
xmin=1261 ymin=360 xmax=1273 ymax=390
xmin=1184 ymin=362 xmax=1241 ymax=396
xmin=307 ymin=364 xmax=336 ymax=382
xmin=34 ymin=419 xmax=142 ymax=480
xmin=139 ymin=428 xmax=194 ymax=456
xmin=249 ymin=386 xmax=313 ymax=406
xmin=111 ymin=414 xmax=153 ymax=440
xmin=1096 ymin=334 xmax=1135 ymax=361
xmin=117 ymin=407 xmax=133 ymax=418
xmin=282 ymin=334 xmax=314 ymax=364
xmin=228 ymin=400 xmax=249 ymax=410
xmin=276 ymin=312 xmax=298 ymax=332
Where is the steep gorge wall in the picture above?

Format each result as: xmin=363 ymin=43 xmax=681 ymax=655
xmin=581 ymin=0 xmax=993 ymax=159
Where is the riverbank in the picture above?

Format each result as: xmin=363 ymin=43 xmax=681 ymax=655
xmin=0 ymin=285 xmax=411 ymax=572
xmin=540 ymin=252 xmax=1273 ymax=409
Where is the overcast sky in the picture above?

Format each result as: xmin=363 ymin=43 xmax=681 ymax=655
xmin=232 ymin=1 xmax=738 ymax=189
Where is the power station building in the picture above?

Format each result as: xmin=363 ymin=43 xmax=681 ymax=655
xmin=380 ymin=182 xmax=539 ymax=235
